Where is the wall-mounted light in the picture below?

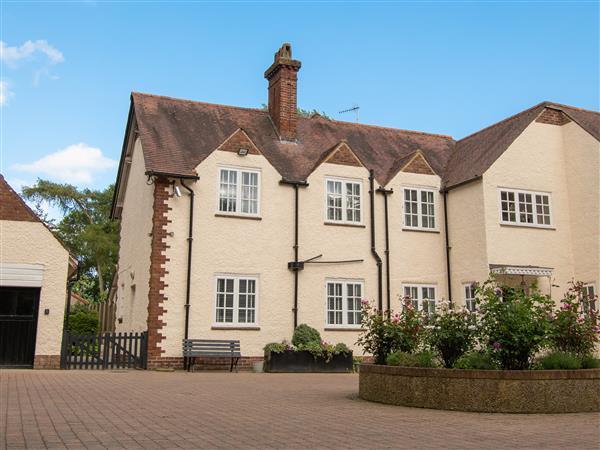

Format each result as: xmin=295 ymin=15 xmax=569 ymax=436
xmin=44 ymin=309 xmax=50 ymax=315
xmin=118 ymin=317 xmax=123 ymax=324
xmin=238 ymin=148 xmax=249 ymax=156
xmin=174 ymin=185 xmax=182 ymax=197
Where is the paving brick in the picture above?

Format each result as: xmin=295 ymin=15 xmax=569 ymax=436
xmin=0 ymin=370 xmax=599 ymax=449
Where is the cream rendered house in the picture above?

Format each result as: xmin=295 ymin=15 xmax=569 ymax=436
xmin=111 ymin=44 xmax=599 ymax=368
xmin=0 ymin=176 xmax=77 ymax=369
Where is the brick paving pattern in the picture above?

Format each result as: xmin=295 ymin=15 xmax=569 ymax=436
xmin=1 ymin=370 xmax=599 ymax=449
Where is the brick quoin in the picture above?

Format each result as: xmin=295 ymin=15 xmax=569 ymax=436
xmin=536 ymin=108 xmax=571 ymax=126
xmin=147 ymin=177 xmax=170 ymax=367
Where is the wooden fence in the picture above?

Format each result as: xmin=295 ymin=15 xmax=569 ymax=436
xmin=88 ymin=299 xmax=117 ymax=333
xmin=61 ymin=332 xmax=147 ymax=370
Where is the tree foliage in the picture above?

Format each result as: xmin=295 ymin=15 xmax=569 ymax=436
xmin=22 ymin=180 xmax=118 ymax=302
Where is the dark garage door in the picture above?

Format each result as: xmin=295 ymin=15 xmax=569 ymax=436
xmin=0 ymin=287 xmax=40 ymax=368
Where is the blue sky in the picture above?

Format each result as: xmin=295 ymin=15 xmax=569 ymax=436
xmin=1 ymin=1 xmax=598 ymax=194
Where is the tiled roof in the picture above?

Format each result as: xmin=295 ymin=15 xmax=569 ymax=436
xmin=132 ymin=92 xmax=455 ymax=185
xmin=444 ymin=102 xmax=600 ymax=189
xmin=128 ymin=93 xmax=599 ymax=190
xmin=0 ymin=175 xmax=40 ymax=222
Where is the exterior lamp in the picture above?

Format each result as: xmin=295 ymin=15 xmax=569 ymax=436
xmin=238 ymin=148 xmax=249 ymax=156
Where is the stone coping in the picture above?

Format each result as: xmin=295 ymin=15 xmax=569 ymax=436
xmin=360 ymin=363 xmax=600 ymax=380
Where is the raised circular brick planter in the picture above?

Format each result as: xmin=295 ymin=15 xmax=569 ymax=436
xmin=359 ymin=364 xmax=600 ymax=413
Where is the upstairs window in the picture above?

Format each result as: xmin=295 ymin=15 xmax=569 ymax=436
xmin=499 ymin=189 xmax=551 ymax=227
xmin=218 ymin=167 xmax=260 ymax=216
xmin=326 ymin=280 xmax=363 ymax=328
xmin=326 ymin=178 xmax=362 ymax=224
xmin=214 ymin=275 xmax=258 ymax=326
xmin=403 ymin=188 xmax=436 ymax=230
xmin=464 ymin=283 xmax=476 ymax=312
xmin=403 ymin=284 xmax=437 ymax=316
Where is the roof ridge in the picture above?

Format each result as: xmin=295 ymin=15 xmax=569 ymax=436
xmin=545 ymin=102 xmax=600 ymax=115
xmin=325 ymin=117 xmax=454 ymax=140
xmin=131 ymin=92 xmax=270 ymax=114
xmin=457 ymin=102 xmax=547 ymax=143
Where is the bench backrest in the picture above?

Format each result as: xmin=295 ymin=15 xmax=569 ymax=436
xmin=182 ymin=339 xmax=241 ymax=357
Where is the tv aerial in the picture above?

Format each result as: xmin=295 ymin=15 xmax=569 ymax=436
xmin=339 ymin=104 xmax=360 ymax=122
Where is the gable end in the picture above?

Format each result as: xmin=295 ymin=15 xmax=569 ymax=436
xmin=325 ymin=142 xmax=362 ymax=167
xmin=216 ymin=129 xmax=262 ymax=155
xmin=536 ymin=108 xmax=572 ymax=126
xmin=401 ymin=152 xmax=436 ymax=175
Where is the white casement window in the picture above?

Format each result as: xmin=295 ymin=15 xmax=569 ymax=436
xmin=403 ymin=188 xmax=436 ymax=230
xmin=464 ymin=283 xmax=476 ymax=312
xmin=326 ymin=280 xmax=363 ymax=328
xmin=403 ymin=284 xmax=437 ymax=315
xmin=499 ymin=188 xmax=552 ymax=227
xmin=325 ymin=178 xmax=362 ymax=224
xmin=214 ymin=275 xmax=258 ymax=326
xmin=581 ymin=283 xmax=597 ymax=315
xmin=218 ymin=167 xmax=260 ymax=216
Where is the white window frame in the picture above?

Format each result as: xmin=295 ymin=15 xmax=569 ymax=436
xmin=581 ymin=283 xmax=597 ymax=315
xmin=402 ymin=187 xmax=437 ymax=231
xmin=217 ymin=166 xmax=261 ymax=217
xmin=463 ymin=283 xmax=477 ymax=312
xmin=497 ymin=188 xmax=552 ymax=228
xmin=402 ymin=284 xmax=437 ymax=315
xmin=325 ymin=279 xmax=364 ymax=328
xmin=213 ymin=274 xmax=259 ymax=327
xmin=324 ymin=177 xmax=364 ymax=225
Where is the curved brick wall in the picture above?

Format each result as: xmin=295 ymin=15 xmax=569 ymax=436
xmin=359 ymin=364 xmax=600 ymax=413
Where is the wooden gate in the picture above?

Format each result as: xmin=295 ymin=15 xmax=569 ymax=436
xmin=62 ymin=331 xmax=147 ymax=370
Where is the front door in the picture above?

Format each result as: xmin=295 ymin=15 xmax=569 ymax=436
xmin=0 ymin=287 xmax=40 ymax=368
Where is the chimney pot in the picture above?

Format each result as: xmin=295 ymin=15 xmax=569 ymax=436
xmin=264 ymin=43 xmax=301 ymax=142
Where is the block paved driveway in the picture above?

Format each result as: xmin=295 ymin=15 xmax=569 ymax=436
xmin=1 ymin=370 xmax=599 ymax=450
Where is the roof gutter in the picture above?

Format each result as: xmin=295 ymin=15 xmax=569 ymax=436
xmin=442 ymin=175 xmax=482 ymax=193
xmin=146 ymin=171 xmax=199 ymax=181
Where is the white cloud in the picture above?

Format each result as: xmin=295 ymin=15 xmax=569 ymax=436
xmin=0 ymin=80 xmax=15 ymax=106
xmin=12 ymin=143 xmax=117 ymax=185
xmin=0 ymin=40 xmax=64 ymax=68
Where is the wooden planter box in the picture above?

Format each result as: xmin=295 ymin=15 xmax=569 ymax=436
xmin=359 ymin=364 xmax=600 ymax=413
xmin=264 ymin=350 xmax=353 ymax=373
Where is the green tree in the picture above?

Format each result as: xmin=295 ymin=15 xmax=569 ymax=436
xmin=22 ymin=180 xmax=118 ymax=301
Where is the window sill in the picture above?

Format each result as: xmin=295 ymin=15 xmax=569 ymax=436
xmin=324 ymin=222 xmax=366 ymax=228
xmin=499 ymin=223 xmax=555 ymax=230
xmin=211 ymin=326 xmax=260 ymax=330
xmin=215 ymin=213 xmax=262 ymax=221
xmin=402 ymin=227 xmax=440 ymax=234
xmin=324 ymin=327 xmax=364 ymax=332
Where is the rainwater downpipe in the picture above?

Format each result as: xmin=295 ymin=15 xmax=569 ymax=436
xmin=443 ymin=190 xmax=453 ymax=306
xmin=376 ymin=187 xmax=393 ymax=314
xmin=369 ymin=170 xmax=383 ymax=313
xmin=180 ymin=179 xmax=195 ymax=370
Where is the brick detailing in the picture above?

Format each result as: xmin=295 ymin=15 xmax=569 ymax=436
xmin=0 ymin=176 xmax=39 ymax=222
xmin=216 ymin=129 xmax=262 ymax=155
xmin=147 ymin=178 xmax=171 ymax=361
xmin=147 ymin=356 xmax=264 ymax=371
xmin=264 ymin=44 xmax=302 ymax=142
xmin=401 ymin=152 xmax=435 ymax=175
xmin=325 ymin=143 xmax=362 ymax=167
xmin=33 ymin=355 xmax=61 ymax=369
xmin=536 ymin=108 xmax=571 ymax=125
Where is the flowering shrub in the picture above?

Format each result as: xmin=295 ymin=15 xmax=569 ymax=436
xmin=549 ymin=282 xmax=600 ymax=356
xmin=427 ymin=303 xmax=478 ymax=368
xmin=356 ymin=298 xmax=423 ymax=364
xmin=477 ymin=279 xmax=554 ymax=369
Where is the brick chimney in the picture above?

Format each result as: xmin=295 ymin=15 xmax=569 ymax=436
xmin=264 ymin=43 xmax=302 ymax=142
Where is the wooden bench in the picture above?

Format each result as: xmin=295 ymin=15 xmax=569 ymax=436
xmin=182 ymin=339 xmax=241 ymax=372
